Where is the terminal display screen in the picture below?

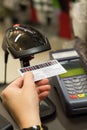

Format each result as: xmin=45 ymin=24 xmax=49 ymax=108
xmin=59 ymin=59 xmax=86 ymax=78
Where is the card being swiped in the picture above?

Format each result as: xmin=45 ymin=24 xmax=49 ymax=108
xmin=18 ymin=60 xmax=67 ymax=81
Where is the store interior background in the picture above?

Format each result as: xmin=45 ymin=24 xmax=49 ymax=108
xmin=0 ymin=0 xmax=78 ymax=84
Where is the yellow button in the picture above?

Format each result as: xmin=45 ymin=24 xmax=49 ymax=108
xmin=78 ymin=93 xmax=85 ymax=98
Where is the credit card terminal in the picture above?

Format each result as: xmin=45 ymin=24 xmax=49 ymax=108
xmin=50 ymin=49 xmax=87 ymax=116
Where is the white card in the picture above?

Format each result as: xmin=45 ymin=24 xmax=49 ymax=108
xmin=18 ymin=60 xmax=67 ymax=81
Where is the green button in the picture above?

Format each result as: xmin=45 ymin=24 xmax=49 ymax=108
xmin=85 ymin=93 xmax=87 ymax=97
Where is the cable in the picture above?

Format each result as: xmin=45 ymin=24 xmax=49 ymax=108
xmin=4 ymin=51 xmax=9 ymax=84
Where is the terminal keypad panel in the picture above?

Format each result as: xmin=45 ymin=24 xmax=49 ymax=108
xmin=62 ymin=75 xmax=87 ymax=99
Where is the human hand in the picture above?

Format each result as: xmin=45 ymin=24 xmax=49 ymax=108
xmin=1 ymin=72 xmax=51 ymax=129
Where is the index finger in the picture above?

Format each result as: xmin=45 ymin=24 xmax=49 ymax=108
xmin=36 ymin=78 xmax=49 ymax=86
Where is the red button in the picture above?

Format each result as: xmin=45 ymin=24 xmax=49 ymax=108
xmin=69 ymin=95 xmax=77 ymax=99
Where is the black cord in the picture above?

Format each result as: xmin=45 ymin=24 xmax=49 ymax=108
xmin=4 ymin=51 xmax=9 ymax=84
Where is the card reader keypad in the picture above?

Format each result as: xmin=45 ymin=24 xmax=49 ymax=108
xmin=63 ymin=74 xmax=87 ymax=99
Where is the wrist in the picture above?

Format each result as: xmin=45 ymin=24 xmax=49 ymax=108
xmin=18 ymin=108 xmax=40 ymax=129
xmin=21 ymin=124 xmax=48 ymax=130
xmin=19 ymin=114 xmax=41 ymax=129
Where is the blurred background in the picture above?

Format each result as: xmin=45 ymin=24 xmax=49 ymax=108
xmin=0 ymin=0 xmax=82 ymax=83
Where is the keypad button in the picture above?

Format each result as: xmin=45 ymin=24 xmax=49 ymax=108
xmin=73 ymin=82 xmax=81 ymax=86
xmin=80 ymin=76 xmax=87 ymax=81
xmin=85 ymin=93 xmax=87 ymax=97
xmin=69 ymin=95 xmax=78 ymax=99
xmin=63 ymin=80 xmax=72 ymax=84
xmin=84 ymin=88 xmax=87 ymax=93
xmin=65 ymin=84 xmax=73 ymax=88
xmin=68 ymin=91 xmax=75 ymax=95
xmin=74 ymin=86 xmax=83 ymax=90
xmin=83 ymin=85 xmax=87 ymax=89
xmin=67 ymin=87 xmax=74 ymax=91
xmin=81 ymin=82 xmax=87 ymax=86
xmin=80 ymin=75 xmax=87 ymax=78
xmin=78 ymin=93 xmax=85 ymax=98
xmin=76 ymin=89 xmax=84 ymax=94
xmin=72 ymin=78 xmax=80 ymax=83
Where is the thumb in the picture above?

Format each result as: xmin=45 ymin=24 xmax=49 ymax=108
xmin=23 ymin=72 xmax=35 ymax=92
